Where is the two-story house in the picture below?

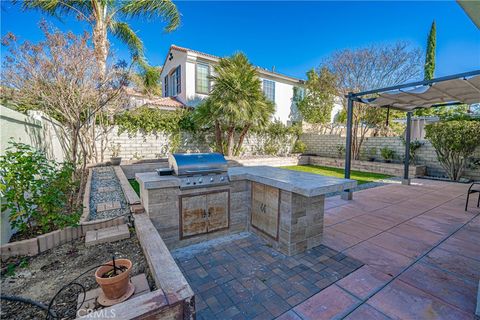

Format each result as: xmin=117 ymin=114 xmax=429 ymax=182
xmin=159 ymin=45 xmax=306 ymax=124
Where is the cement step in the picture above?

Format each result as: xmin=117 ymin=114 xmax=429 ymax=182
xmin=96 ymin=201 xmax=121 ymax=212
xmin=85 ymin=224 xmax=130 ymax=247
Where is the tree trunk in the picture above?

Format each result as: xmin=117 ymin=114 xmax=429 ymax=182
xmin=70 ymin=127 xmax=79 ymax=166
xmin=234 ymin=124 xmax=251 ymax=156
xmin=226 ymin=126 xmax=235 ymax=156
xmin=93 ymin=17 xmax=108 ymax=76
xmin=214 ymin=121 xmax=223 ymax=153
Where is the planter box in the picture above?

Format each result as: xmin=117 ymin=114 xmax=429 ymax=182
xmin=308 ymin=156 xmax=426 ymax=177
xmin=0 ymin=217 xmax=127 ymax=259
xmin=1 ymin=238 xmax=38 ymax=257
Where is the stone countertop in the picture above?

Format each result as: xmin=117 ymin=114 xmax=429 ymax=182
xmin=136 ymin=166 xmax=357 ymax=197
xmin=228 ymin=166 xmax=356 ymax=197
xmin=136 ymin=172 xmax=180 ymax=189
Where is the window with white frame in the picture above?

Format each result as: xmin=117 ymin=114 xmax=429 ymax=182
xmin=263 ymin=79 xmax=275 ymax=102
xmin=196 ymin=63 xmax=210 ymax=94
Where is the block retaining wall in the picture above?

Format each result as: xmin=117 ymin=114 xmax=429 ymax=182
xmin=301 ymin=133 xmax=480 ymax=181
xmin=309 ymin=156 xmax=426 ymax=177
xmin=1 ymin=216 xmax=126 ymax=258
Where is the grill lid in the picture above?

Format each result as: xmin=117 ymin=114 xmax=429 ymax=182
xmin=169 ymin=152 xmax=228 ymax=176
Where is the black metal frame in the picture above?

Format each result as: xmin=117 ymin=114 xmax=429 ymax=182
xmin=465 ymin=182 xmax=480 ymax=211
xmin=342 ymin=70 xmax=480 ymax=198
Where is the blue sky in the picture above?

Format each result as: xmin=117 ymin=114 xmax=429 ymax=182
xmin=1 ymin=1 xmax=479 ymax=80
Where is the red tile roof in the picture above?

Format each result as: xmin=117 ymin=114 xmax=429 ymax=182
xmin=124 ymin=87 xmax=187 ymax=110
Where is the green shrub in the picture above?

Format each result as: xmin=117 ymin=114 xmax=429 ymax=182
xmin=336 ymin=145 xmax=345 ymax=158
xmin=400 ymin=138 xmax=424 ymax=164
xmin=253 ymin=120 xmax=301 ymax=156
xmin=0 ymin=141 xmax=81 ymax=238
xmin=293 ymin=140 xmax=307 ymax=154
xmin=380 ymin=147 xmax=396 ymax=162
xmin=115 ymin=107 xmax=195 ymax=136
xmin=367 ymin=147 xmax=377 ymax=161
xmin=425 ymin=120 xmax=480 ymax=181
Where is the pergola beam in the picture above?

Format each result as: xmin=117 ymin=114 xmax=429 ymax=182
xmin=341 ymin=70 xmax=480 ymax=201
xmin=349 ymin=70 xmax=480 ymax=98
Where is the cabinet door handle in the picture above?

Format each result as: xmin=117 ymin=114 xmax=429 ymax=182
xmin=202 ymin=209 xmax=207 ymax=219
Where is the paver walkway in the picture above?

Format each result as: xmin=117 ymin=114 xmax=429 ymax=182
xmin=284 ymin=178 xmax=480 ymax=319
xmin=174 ymin=235 xmax=363 ymax=319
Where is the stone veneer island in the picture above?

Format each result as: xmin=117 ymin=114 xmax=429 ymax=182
xmin=136 ymin=166 xmax=356 ymax=256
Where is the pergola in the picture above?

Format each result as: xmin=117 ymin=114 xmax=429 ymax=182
xmin=342 ymin=70 xmax=480 ymax=200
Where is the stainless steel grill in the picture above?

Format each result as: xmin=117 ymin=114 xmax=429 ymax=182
xmin=168 ymin=153 xmax=229 ymax=189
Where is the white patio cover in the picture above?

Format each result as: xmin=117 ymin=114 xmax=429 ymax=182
xmin=360 ymin=75 xmax=480 ymax=111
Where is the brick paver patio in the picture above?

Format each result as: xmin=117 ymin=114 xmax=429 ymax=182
xmin=174 ymin=235 xmax=363 ymax=319
xmin=176 ymin=179 xmax=479 ymax=319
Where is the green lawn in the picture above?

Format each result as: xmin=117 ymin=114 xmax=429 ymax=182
xmin=129 ymin=179 xmax=140 ymax=196
xmin=281 ymin=165 xmax=393 ymax=185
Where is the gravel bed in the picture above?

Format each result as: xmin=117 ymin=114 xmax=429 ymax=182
xmin=1 ymin=233 xmax=155 ymax=320
xmin=89 ymin=167 xmax=129 ymax=220
xmin=325 ymin=176 xmax=402 ymax=198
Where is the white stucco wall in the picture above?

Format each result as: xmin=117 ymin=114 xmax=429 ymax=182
xmin=185 ymin=56 xmax=209 ymax=107
xmin=160 ymin=49 xmax=187 ymax=103
xmin=161 ymin=47 xmax=304 ymax=124
xmin=261 ymin=77 xmax=297 ymax=124
xmin=331 ymin=97 xmax=344 ymax=123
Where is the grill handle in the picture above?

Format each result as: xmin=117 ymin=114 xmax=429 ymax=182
xmin=184 ymin=169 xmax=226 ymax=174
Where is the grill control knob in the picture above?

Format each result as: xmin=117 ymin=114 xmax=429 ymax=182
xmin=210 ymin=177 xmax=214 ymax=182
xmin=186 ymin=179 xmax=191 ymax=185
xmin=220 ymin=176 xmax=225 ymax=181
xmin=198 ymin=178 xmax=203 ymax=183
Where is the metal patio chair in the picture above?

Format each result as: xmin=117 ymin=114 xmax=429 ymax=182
xmin=465 ymin=182 xmax=480 ymax=211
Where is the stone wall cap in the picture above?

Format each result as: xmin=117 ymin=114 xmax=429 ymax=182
xmin=228 ymin=166 xmax=356 ymax=197
xmin=136 ymin=172 xmax=180 ymax=189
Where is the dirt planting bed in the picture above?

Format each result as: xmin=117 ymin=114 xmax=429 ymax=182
xmin=1 ymin=231 xmax=155 ymax=320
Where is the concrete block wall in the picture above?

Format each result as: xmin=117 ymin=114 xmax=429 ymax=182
xmin=301 ymin=133 xmax=480 ymax=181
xmin=106 ymin=126 xmax=296 ymax=160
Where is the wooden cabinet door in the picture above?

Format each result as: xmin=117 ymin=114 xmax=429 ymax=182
xmin=206 ymin=191 xmax=229 ymax=232
xmin=251 ymin=182 xmax=280 ymax=240
xmin=263 ymin=185 xmax=280 ymax=239
xmin=181 ymin=194 xmax=207 ymax=238
xmin=251 ymin=182 xmax=265 ymax=232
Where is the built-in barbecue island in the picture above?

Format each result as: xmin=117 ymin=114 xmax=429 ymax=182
xmin=136 ymin=153 xmax=356 ymax=256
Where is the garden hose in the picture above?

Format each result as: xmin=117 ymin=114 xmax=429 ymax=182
xmin=2 ymin=262 xmax=120 ymax=320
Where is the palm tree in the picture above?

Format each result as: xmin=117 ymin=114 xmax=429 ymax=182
xmin=21 ymin=0 xmax=180 ymax=74
xmin=195 ymin=53 xmax=274 ymax=156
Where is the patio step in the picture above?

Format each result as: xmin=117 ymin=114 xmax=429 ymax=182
xmin=85 ymin=224 xmax=130 ymax=247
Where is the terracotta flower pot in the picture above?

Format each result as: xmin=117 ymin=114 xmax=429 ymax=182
xmin=95 ymin=259 xmax=132 ymax=300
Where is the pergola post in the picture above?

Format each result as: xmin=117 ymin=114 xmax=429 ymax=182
xmin=402 ymin=111 xmax=412 ymax=185
xmin=342 ymin=93 xmax=354 ymax=200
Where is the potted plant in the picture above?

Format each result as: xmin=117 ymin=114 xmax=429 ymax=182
xmin=110 ymin=143 xmax=122 ymax=166
xmin=381 ymin=147 xmax=396 ymax=163
xmin=95 ymin=257 xmax=133 ymax=305
xmin=367 ymin=147 xmax=377 ymax=162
